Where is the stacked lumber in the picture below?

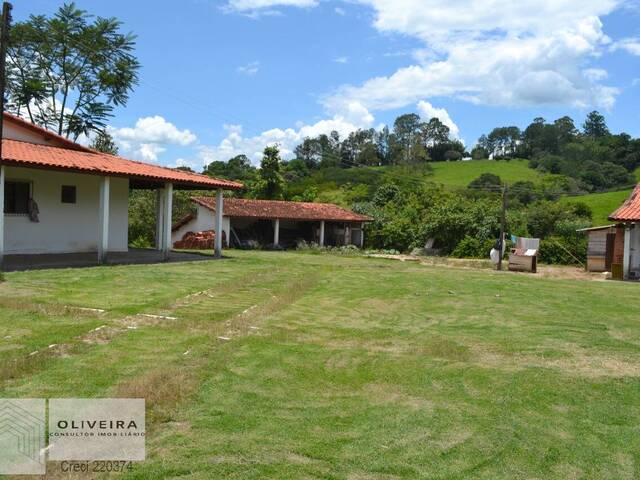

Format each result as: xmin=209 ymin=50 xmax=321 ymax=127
xmin=174 ymin=230 xmax=218 ymax=249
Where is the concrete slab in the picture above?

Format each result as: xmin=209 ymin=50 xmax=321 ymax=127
xmin=4 ymin=249 xmax=216 ymax=272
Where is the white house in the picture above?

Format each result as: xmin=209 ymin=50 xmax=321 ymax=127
xmin=172 ymin=197 xmax=372 ymax=249
xmin=0 ymin=113 xmax=243 ymax=266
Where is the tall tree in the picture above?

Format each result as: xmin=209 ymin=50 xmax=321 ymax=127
xmin=89 ymin=130 xmax=118 ymax=155
xmin=7 ymin=3 xmax=140 ymax=140
xmin=255 ymin=146 xmax=285 ymax=200
xmin=582 ymin=111 xmax=609 ymax=139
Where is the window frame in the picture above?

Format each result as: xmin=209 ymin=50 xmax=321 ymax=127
xmin=4 ymin=179 xmax=32 ymax=216
xmin=61 ymin=185 xmax=77 ymax=205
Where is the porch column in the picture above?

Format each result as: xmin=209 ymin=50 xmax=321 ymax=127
xmin=319 ymin=220 xmax=325 ymax=247
xmin=623 ymin=226 xmax=632 ymax=280
xmin=360 ymin=222 xmax=365 ymax=248
xmin=345 ymin=224 xmax=351 ymax=245
xmin=155 ymin=189 xmax=164 ymax=250
xmin=163 ymin=182 xmax=173 ymax=261
xmin=0 ymin=165 xmax=5 ymax=268
xmin=214 ymin=189 xmax=224 ymax=258
xmin=273 ymin=218 xmax=280 ymax=246
xmin=98 ymin=176 xmax=110 ymax=264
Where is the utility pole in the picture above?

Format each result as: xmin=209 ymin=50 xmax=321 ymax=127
xmin=497 ymin=183 xmax=508 ymax=271
xmin=0 ymin=2 xmax=11 ymax=274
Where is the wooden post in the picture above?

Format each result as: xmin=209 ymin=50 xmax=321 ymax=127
xmin=360 ymin=222 xmax=365 ymax=248
xmin=0 ymin=3 xmax=12 ymax=273
xmin=319 ymin=220 xmax=325 ymax=247
xmin=497 ymin=184 xmax=508 ymax=271
xmin=98 ymin=176 xmax=110 ymax=264
xmin=214 ymin=189 xmax=223 ymax=258
xmin=163 ymin=182 xmax=173 ymax=261
xmin=623 ymin=226 xmax=631 ymax=280
xmin=273 ymin=218 xmax=280 ymax=246
xmin=155 ymin=189 xmax=164 ymax=250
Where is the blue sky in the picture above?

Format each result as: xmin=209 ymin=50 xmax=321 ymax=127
xmin=17 ymin=0 xmax=640 ymax=168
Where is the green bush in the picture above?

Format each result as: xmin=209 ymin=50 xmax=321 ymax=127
xmin=538 ymin=236 xmax=587 ymax=265
xmin=451 ymin=236 xmax=496 ymax=259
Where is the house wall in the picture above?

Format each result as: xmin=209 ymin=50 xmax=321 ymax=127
xmin=4 ymin=166 xmax=129 ymax=254
xmin=171 ymin=205 xmax=230 ymax=246
xmin=4 ymin=119 xmax=72 ymax=147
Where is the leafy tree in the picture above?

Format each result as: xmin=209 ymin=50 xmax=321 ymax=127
xmin=582 ymin=111 xmax=609 ymax=139
xmin=254 ymin=146 xmax=285 ymax=200
xmin=89 ymin=130 xmax=118 ymax=154
xmin=468 ymin=173 xmax=502 ymax=190
xmin=7 ymin=3 xmax=140 ymax=139
xmin=204 ymin=154 xmax=256 ymax=182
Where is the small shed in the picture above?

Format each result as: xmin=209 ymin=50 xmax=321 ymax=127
xmin=508 ymin=237 xmax=540 ymax=273
xmin=577 ymin=225 xmax=616 ymax=272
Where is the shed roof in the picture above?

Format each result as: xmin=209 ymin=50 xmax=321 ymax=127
xmin=192 ymin=197 xmax=373 ymax=222
xmin=609 ymin=185 xmax=640 ymax=222
xmin=1 ymin=114 xmax=243 ymax=190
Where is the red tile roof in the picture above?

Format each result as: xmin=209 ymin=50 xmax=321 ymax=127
xmin=193 ymin=197 xmax=372 ymax=222
xmin=1 ymin=114 xmax=243 ymax=190
xmin=609 ymin=184 xmax=640 ymax=222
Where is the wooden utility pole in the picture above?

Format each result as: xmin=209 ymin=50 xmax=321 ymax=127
xmin=0 ymin=2 xmax=11 ymax=273
xmin=497 ymin=184 xmax=508 ymax=271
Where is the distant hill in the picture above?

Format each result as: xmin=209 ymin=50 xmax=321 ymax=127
xmin=429 ymin=159 xmax=546 ymax=187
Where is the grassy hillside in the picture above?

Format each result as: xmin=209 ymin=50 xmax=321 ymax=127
xmin=290 ymin=159 xmax=549 ymax=204
xmin=559 ymin=168 xmax=639 ymax=226
xmin=429 ymin=159 xmax=546 ymax=186
xmin=562 ymin=189 xmax=632 ymax=226
xmin=2 ymin=251 xmax=640 ymax=478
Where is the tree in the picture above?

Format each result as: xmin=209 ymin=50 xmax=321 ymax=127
xmin=89 ymin=130 xmax=118 ymax=155
xmin=255 ymin=146 xmax=285 ymax=200
xmin=468 ymin=173 xmax=502 ymax=190
xmin=204 ymin=154 xmax=256 ymax=181
xmin=7 ymin=3 xmax=140 ymax=140
xmin=583 ymin=111 xmax=609 ymax=139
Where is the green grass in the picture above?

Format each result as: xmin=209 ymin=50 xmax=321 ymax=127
xmin=429 ymin=159 xmax=546 ymax=187
xmin=561 ymin=189 xmax=632 ymax=226
xmin=1 ymin=251 xmax=640 ymax=478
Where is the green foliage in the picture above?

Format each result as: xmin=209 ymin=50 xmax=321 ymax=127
xmin=538 ymin=236 xmax=587 ymax=266
xmin=8 ymin=2 xmax=140 ymax=139
xmin=204 ymin=154 xmax=256 ymax=182
xmin=451 ymin=236 xmax=495 ymax=259
xmin=254 ymin=146 xmax=285 ymax=200
xmin=468 ymin=173 xmax=502 ymax=190
xmin=89 ymin=130 xmax=119 ymax=155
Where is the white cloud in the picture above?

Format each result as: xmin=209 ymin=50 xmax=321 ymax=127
xmin=227 ymin=0 xmax=623 ymax=114
xmin=583 ymin=68 xmax=608 ymax=82
xmin=633 ymin=78 xmax=640 ymax=87
xmin=198 ymin=102 xmax=375 ymax=165
xmin=333 ymin=56 xmax=349 ymax=64
xmin=237 ymin=61 xmax=260 ymax=76
xmin=111 ymin=116 xmax=197 ymax=163
xmin=224 ymin=0 xmax=317 ymax=15
xmin=334 ymin=7 xmax=346 ymax=15
xmin=611 ymin=37 xmax=640 ymax=55
xmin=416 ymin=101 xmax=460 ymax=139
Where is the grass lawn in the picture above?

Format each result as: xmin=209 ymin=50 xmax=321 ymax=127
xmin=429 ymin=159 xmax=546 ymax=187
xmin=1 ymin=251 xmax=640 ymax=479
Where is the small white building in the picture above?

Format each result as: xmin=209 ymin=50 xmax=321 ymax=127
xmin=0 ymin=113 xmax=242 ymax=267
xmin=172 ymin=197 xmax=372 ymax=249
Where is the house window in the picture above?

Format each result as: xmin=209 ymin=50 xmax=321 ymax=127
xmin=61 ymin=185 xmax=77 ymax=204
xmin=4 ymin=181 xmax=30 ymax=215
